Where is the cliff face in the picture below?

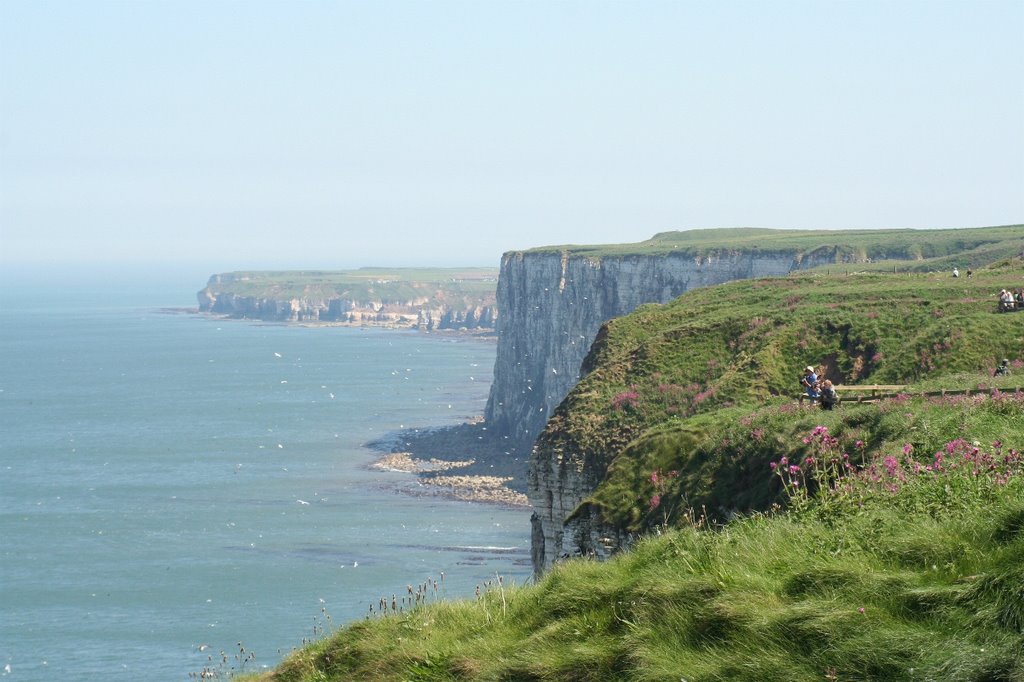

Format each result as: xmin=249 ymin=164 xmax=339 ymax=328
xmin=198 ymin=290 xmax=496 ymax=330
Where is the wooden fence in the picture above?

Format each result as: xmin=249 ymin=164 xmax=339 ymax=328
xmin=798 ymin=384 xmax=1021 ymax=405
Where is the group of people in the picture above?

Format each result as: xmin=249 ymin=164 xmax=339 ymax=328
xmin=800 ymin=366 xmax=838 ymax=410
xmin=801 ymin=358 xmax=1012 ymax=406
xmin=952 ymin=266 xmax=1023 ymax=311
xmin=998 ymin=289 xmax=1023 ymax=312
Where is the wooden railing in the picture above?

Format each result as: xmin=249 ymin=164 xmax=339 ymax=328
xmin=798 ymin=384 xmax=1021 ymax=404
xmin=798 ymin=384 xmax=905 ymax=404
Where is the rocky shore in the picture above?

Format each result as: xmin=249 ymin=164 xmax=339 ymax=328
xmin=368 ymin=422 xmax=530 ymax=507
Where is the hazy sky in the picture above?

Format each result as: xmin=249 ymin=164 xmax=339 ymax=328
xmin=1 ymin=0 xmax=1022 ymax=271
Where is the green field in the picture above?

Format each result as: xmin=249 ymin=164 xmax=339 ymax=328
xmin=522 ymin=224 xmax=1023 ymax=265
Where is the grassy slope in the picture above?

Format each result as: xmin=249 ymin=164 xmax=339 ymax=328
xmin=520 ymin=224 xmax=1023 ymax=260
xmin=236 ymin=256 xmax=1024 ymax=681
xmin=537 ymin=259 xmax=1024 ymax=521
xmin=587 ymin=378 xmax=1024 ymax=532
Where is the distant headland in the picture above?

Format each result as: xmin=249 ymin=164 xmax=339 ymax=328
xmin=196 ymin=267 xmax=498 ymax=332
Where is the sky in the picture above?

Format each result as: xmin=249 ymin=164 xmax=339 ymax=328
xmin=1 ymin=0 xmax=1022 ymax=274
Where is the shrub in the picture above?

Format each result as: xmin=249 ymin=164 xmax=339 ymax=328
xmin=772 ymin=423 xmax=1024 ymax=523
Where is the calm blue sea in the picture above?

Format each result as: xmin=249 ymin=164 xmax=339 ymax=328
xmin=0 ymin=271 xmax=531 ymax=681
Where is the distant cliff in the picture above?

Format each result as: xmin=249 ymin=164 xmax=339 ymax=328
xmin=197 ymin=268 xmax=498 ymax=331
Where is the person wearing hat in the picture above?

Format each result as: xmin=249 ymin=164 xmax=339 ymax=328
xmin=995 ymin=359 xmax=1011 ymax=376
xmin=801 ymin=366 xmax=820 ymax=401
xmin=999 ymin=289 xmax=1014 ymax=312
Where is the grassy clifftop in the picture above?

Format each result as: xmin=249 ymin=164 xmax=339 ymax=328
xmin=199 ymin=267 xmax=498 ymax=305
xmin=520 ymin=224 xmax=1023 ymax=263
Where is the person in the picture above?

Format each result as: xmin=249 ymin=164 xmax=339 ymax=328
xmin=995 ymin=359 xmax=1011 ymax=377
xmin=999 ymin=289 xmax=1015 ymax=312
xmin=819 ymin=379 xmax=839 ymax=410
xmin=966 ymin=268 xmax=973 ymax=278
xmin=1016 ymin=290 xmax=1024 ymax=308
xmin=953 ymin=267 xmax=959 ymax=278
xmin=801 ymin=366 xmax=820 ymax=402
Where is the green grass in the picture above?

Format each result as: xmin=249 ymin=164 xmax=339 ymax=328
xmin=520 ymin=224 xmax=1023 ymax=261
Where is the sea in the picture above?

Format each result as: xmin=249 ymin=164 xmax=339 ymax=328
xmin=0 ymin=269 xmax=532 ymax=681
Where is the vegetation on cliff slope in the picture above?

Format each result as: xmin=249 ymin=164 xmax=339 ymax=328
xmin=521 ymin=224 xmax=1023 ymax=264
xmin=537 ymin=258 xmax=1024 ymax=529
xmin=239 ymin=257 xmax=1024 ymax=682
xmin=588 ymin=379 xmax=1023 ymax=533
